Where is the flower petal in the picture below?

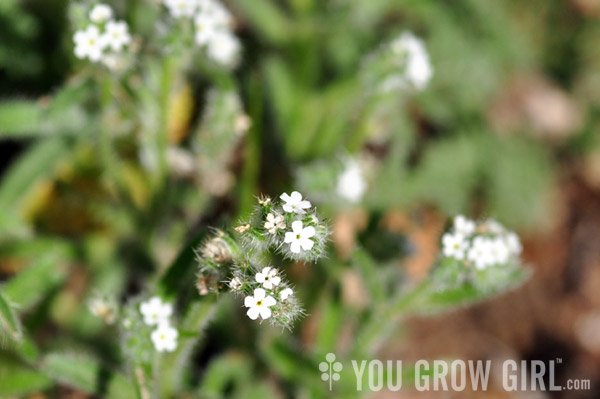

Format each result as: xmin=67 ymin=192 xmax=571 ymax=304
xmin=291 ymin=220 xmax=303 ymax=233
xmin=247 ymin=307 xmax=259 ymax=320
xmin=302 ymin=226 xmax=316 ymax=238
xmin=264 ymin=295 xmax=276 ymax=307
xmin=300 ymin=238 xmax=314 ymax=251
xmin=254 ymin=288 xmax=266 ymax=300
xmin=259 ymin=307 xmax=272 ymax=319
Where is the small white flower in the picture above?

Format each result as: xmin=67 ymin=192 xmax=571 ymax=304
xmin=284 ymin=221 xmax=316 ymax=254
xmin=89 ymin=4 xmax=113 ymax=24
xmin=88 ymin=298 xmax=116 ymax=324
xmin=280 ymin=288 xmax=293 ymax=301
xmin=255 ymin=267 xmax=281 ymax=290
xmin=484 ymin=218 xmax=505 ymax=234
xmin=194 ymin=14 xmax=220 ymax=46
xmin=101 ymin=20 xmax=131 ymax=52
xmin=151 ymin=323 xmax=178 ymax=352
xmin=140 ymin=297 xmax=173 ymax=326
xmin=468 ymin=237 xmax=494 ymax=269
xmin=280 ymin=191 xmax=311 ymax=214
xmin=244 ymin=288 xmax=276 ymax=320
xmin=442 ymin=232 xmax=468 ymax=260
xmin=73 ymin=25 xmax=105 ymax=62
xmin=264 ymin=213 xmax=285 ymax=234
xmin=229 ymin=276 xmax=243 ymax=290
xmin=198 ymin=0 xmax=232 ymax=26
xmin=505 ymin=232 xmax=522 ymax=256
xmin=164 ymin=0 xmax=198 ymax=18
xmin=390 ymin=32 xmax=433 ymax=90
xmin=337 ymin=160 xmax=366 ymax=203
xmin=489 ymin=237 xmax=510 ymax=265
xmin=453 ymin=215 xmax=476 ymax=236
xmin=206 ymin=31 xmax=240 ymax=66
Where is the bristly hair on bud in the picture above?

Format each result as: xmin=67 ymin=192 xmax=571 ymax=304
xmin=195 ymin=192 xmax=329 ymax=329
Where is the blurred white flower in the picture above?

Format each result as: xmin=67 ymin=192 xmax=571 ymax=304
xmin=101 ymin=20 xmax=131 ymax=52
xmin=199 ymin=0 xmax=232 ymax=26
xmin=244 ymin=288 xmax=276 ymax=320
xmin=505 ymin=232 xmax=522 ymax=256
xmin=284 ymin=221 xmax=316 ymax=253
xmin=194 ymin=14 xmax=220 ymax=45
xmin=140 ymin=297 xmax=173 ymax=326
xmin=390 ymin=32 xmax=433 ymax=90
xmin=484 ymin=218 xmax=506 ymax=234
xmin=453 ymin=215 xmax=476 ymax=236
xmin=468 ymin=237 xmax=494 ymax=269
xmin=74 ymin=26 xmax=105 ymax=62
xmin=255 ymin=267 xmax=281 ymax=290
xmin=489 ymin=237 xmax=510 ymax=264
xmin=206 ymin=31 xmax=240 ymax=66
xmin=264 ymin=213 xmax=285 ymax=234
xmin=88 ymin=297 xmax=116 ymax=324
xmin=229 ymin=276 xmax=243 ymax=290
xmin=442 ymin=232 xmax=468 ymax=260
xmin=280 ymin=287 xmax=293 ymax=301
xmin=89 ymin=4 xmax=113 ymax=24
xmin=151 ymin=323 xmax=178 ymax=352
xmin=280 ymin=191 xmax=311 ymax=214
xmin=164 ymin=0 xmax=198 ymax=18
xmin=337 ymin=159 xmax=366 ymax=203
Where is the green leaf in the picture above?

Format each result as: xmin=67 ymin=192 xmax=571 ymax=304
xmin=0 ymin=290 xmax=22 ymax=344
xmin=3 ymin=252 xmax=68 ymax=310
xmin=0 ymin=356 xmax=52 ymax=397
xmin=228 ymin=0 xmax=292 ymax=44
xmin=0 ymin=100 xmax=44 ymax=137
xmin=0 ymin=138 xmax=70 ymax=210
xmin=41 ymin=352 xmax=101 ymax=393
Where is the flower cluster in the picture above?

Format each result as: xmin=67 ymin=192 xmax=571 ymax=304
xmin=72 ymin=3 xmax=132 ymax=69
xmin=162 ymin=0 xmax=240 ymax=66
xmin=196 ymin=191 xmax=328 ymax=329
xmin=88 ymin=294 xmax=117 ymax=324
xmin=139 ymin=297 xmax=178 ymax=353
xmin=362 ymin=31 xmax=433 ymax=94
xmin=435 ymin=215 xmax=526 ymax=293
xmin=442 ymin=215 xmax=522 ymax=269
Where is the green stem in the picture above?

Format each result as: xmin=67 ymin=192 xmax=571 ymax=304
xmin=351 ymin=279 xmax=431 ymax=356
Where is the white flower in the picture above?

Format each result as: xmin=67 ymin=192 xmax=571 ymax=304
xmin=489 ymin=237 xmax=510 ymax=265
xmin=73 ymin=25 xmax=105 ymax=62
xmin=229 ymin=276 xmax=243 ymax=290
xmin=151 ymin=323 xmax=178 ymax=352
xmin=264 ymin=213 xmax=285 ymax=234
xmin=337 ymin=160 xmax=366 ymax=203
xmin=390 ymin=32 xmax=433 ymax=90
xmin=505 ymin=232 xmax=522 ymax=256
xmin=280 ymin=191 xmax=311 ymax=214
xmin=198 ymin=0 xmax=232 ymax=26
xmin=442 ymin=232 xmax=468 ymax=260
xmin=194 ymin=14 xmax=220 ymax=46
xmin=284 ymin=221 xmax=316 ymax=254
xmin=468 ymin=237 xmax=494 ymax=269
xmin=89 ymin=4 xmax=113 ymax=24
xmin=140 ymin=297 xmax=173 ymax=326
xmin=484 ymin=218 xmax=506 ymax=234
xmin=101 ymin=53 xmax=127 ymax=70
xmin=280 ymin=288 xmax=293 ymax=301
xmin=164 ymin=0 xmax=198 ymax=18
xmin=101 ymin=20 xmax=131 ymax=52
xmin=206 ymin=31 xmax=240 ymax=66
xmin=88 ymin=298 xmax=116 ymax=324
xmin=244 ymin=288 xmax=276 ymax=320
xmin=255 ymin=267 xmax=281 ymax=289
xmin=453 ymin=215 xmax=476 ymax=236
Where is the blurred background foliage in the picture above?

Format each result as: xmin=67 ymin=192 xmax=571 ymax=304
xmin=1 ymin=0 xmax=600 ymax=398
